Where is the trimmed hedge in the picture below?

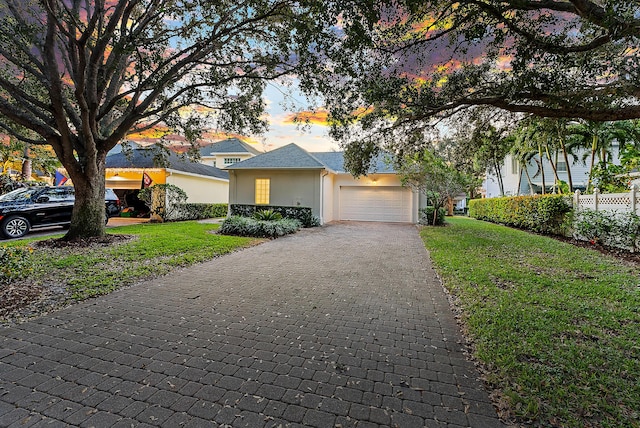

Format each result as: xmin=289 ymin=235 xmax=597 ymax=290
xmin=169 ymin=203 xmax=228 ymax=221
xmin=219 ymin=216 xmax=301 ymax=238
xmin=469 ymin=195 xmax=571 ymax=235
xmin=230 ymin=204 xmax=320 ymax=228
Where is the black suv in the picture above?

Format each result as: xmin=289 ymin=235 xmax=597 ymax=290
xmin=0 ymin=186 xmax=121 ymax=239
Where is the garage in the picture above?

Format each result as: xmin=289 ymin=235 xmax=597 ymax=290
xmin=339 ymin=186 xmax=413 ymax=222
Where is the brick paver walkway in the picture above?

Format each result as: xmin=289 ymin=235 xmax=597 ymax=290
xmin=1 ymin=222 xmax=505 ymax=427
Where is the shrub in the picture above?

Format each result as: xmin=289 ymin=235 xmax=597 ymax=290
xmin=139 ymin=184 xmax=187 ymax=221
xmin=168 ymin=203 xmax=228 ymax=221
xmin=230 ymin=204 xmax=320 ymax=228
xmin=573 ymin=209 xmax=640 ymax=252
xmin=219 ymin=216 xmax=301 ymax=238
xmin=253 ymin=209 xmax=282 ymax=221
xmin=0 ymin=246 xmax=33 ymax=285
xmin=469 ymin=194 xmax=571 ymax=235
xmin=419 ymin=206 xmax=446 ymax=226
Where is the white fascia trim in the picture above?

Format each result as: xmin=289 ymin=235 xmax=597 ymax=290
xmin=166 ymin=168 xmax=229 ymax=182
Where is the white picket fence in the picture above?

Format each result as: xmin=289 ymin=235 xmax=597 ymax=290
xmin=573 ymin=185 xmax=639 ymax=215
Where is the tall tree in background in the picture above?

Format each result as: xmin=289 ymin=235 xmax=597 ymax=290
xmin=567 ymin=120 xmax=640 ymax=191
xmin=0 ymin=0 xmax=360 ymax=239
xmin=317 ymin=0 xmax=640 ymax=173
xmin=397 ymin=149 xmax=469 ymax=224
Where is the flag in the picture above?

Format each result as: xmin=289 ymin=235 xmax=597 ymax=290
xmin=55 ymin=170 xmax=68 ymax=186
xmin=142 ymin=172 xmax=153 ymax=188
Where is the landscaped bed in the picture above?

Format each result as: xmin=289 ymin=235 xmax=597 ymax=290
xmin=0 ymin=221 xmax=260 ymax=323
xmin=421 ymin=216 xmax=640 ymax=428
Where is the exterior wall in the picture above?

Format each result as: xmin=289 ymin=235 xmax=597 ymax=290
xmin=167 ymin=171 xmax=229 ymax=203
xmin=329 ymin=173 xmax=419 ymax=223
xmin=322 ymin=173 xmax=334 ymax=223
xmin=483 ymin=154 xmax=522 ymax=198
xmin=105 ymin=168 xmax=167 ymax=190
xmin=484 ymin=143 xmax=622 ymax=197
xmin=201 ymin=153 xmax=255 ymax=168
xmin=228 ymin=169 xmax=322 ymax=216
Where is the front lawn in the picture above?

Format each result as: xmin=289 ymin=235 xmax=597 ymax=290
xmin=421 ymin=217 xmax=640 ymax=428
xmin=1 ymin=221 xmax=259 ymax=320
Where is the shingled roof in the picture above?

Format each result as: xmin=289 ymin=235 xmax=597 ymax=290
xmin=225 ymin=143 xmax=326 ymax=170
xmin=311 ymin=151 xmax=396 ymax=174
xmin=200 ymin=138 xmax=262 ymax=156
xmin=227 ymin=143 xmax=396 ymax=174
xmin=106 ymin=148 xmax=229 ymax=180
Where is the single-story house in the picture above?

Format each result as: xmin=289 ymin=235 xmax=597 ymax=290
xmin=104 ymin=146 xmax=229 ymax=205
xmin=199 ymin=138 xmax=262 ymax=169
xmin=226 ymin=143 xmax=426 ymax=224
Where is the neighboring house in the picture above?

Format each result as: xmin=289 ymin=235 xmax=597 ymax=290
xmin=226 ymin=143 xmax=427 ymax=224
xmin=104 ymin=146 xmax=229 ymax=205
xmin=484 ymin=142 xmax=622 ymax=197
xmin=199 ymin=138 xmax=262 ymax=169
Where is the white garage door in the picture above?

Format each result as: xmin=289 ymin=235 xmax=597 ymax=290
xmin=339 ymin=186 xmax=412 ymax=222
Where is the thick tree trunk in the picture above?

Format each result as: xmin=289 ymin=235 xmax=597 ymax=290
xmin=62 ymin=156 xmax=107 ymax=240
xmin=21 ymin=144 xmax=31 ymax=181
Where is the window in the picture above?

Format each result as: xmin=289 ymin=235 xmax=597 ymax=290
xmin=224 ymin=157 xmax=241 ymax=165
xmin=556 ymin=161 xmax=567 ymax=172
xmin=511 ymin=156 xmax=520 ymax=175
xmin=255 ymin=178 xmax=270 ymax=204
xmin=42 ymin=187 xmax=74 ymax=202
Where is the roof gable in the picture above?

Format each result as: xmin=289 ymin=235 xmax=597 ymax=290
xmin=200 ymin=138 xmax=262 ymax=156
xmin=106 ymin=148 xmax=229 ymax=180
xmin=226 ymin=143 xmax=326 ymax=169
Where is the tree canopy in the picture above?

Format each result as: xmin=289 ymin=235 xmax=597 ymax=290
xmin=0 ymin=0 xmax=358 ymax=238
xmin=317 ymin=0 xmax=640 ymax=173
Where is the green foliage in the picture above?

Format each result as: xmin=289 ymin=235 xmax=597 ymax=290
xmin=421 ymin=217 xmax=640 ymax=427
xmin=0 ymin=246 xmax=33 ymax=285
xmin=253 ymin=209 xmax=283 ymax=221
xmin=171 ymin=203 xmax=228 ymax=221
xmin=419 ymin=206 xmax=445 ymax=226
xmin=573 ymin=209 xmax=640 ymax=252
xmin=398 ymin=149 xmax=470 ymax=220
xmin=219 ymin=216 xmax=301 ymax=238
xmin=2 ymin=222 xmax=255 ymax=304
xmin=230 ymin=204 xmax=320 ymax=228
xmin=469 ymin=195 xmax=571 ymax=235
xmin=139 ymin=184 xmax=188 ymax=221
xmin=0 ymin=0 xmax=362 ymax=239
xmin=591 ymin=162 xmax=630 ymax=193
xmin=314 ymin=2 xmax=640 ymax=181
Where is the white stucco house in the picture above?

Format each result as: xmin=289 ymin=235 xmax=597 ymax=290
xmin=199 ymin=138 xmax=262 ymax=169
xmin=105 ymin=146 xmax=229 ymax=206
xmin=226 ymin=143 xmax=427 ymax=224
xmin=484 ymin=142 xmax=622 ymax=197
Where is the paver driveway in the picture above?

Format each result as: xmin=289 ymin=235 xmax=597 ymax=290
xmin=0 ymin=222 xmax=505 ymax=427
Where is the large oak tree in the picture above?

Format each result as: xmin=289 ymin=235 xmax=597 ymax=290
xmin=318 ymin=0 xmax=640 ymax=174
xmin=0 ymin=0 xmax=360 ymax=239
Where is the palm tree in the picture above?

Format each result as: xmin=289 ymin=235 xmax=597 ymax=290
xmin=567 ymin=120 xmax=638 ymax=192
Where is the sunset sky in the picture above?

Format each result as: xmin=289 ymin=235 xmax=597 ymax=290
xmin=126 ymin=81 xmax=340 ymax=154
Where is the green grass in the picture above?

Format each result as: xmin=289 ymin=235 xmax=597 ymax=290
xmin=5 ymin=221 xmax=258 ymax=301
xmin=421 ymin=217 xmax=640 ymax=428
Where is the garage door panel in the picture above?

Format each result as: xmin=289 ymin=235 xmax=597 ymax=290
xmin=339 ymin=186 xmax=412 ymax=222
